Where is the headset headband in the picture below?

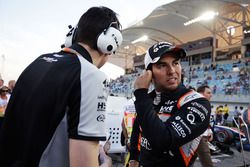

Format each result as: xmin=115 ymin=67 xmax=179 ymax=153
xmin=62 ymin=21 xmax=123 ymax=54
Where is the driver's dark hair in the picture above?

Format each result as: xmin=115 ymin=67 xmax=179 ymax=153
xmin=76 ymin=6 xmax=121 ymax=50
xmin=197 ymin=85 xmax=210 ymax=93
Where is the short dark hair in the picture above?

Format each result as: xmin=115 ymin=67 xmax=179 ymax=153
xmin=188 ymin=86 xmax=196 ymax=91
xmin=197 ymin=85 xmax=210 ymax=93
xmin=76 ymin=6 xmax=121 ymax=50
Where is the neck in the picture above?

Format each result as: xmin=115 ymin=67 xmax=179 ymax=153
xmin=156 ymin=84 xmax=183 ymax=94
xmin=78 ymin=42 xmax=103 ymax=68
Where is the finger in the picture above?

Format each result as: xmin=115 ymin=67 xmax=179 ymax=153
xmin=99 ymin=145 xmax=106 ymax=155
xmin=139 ymin=70 xmax=151 ymax=82
xmin=145 ymin=69 xmax=152 ymax=78
xmin=142 ymin=69 xmax=151 ymax=77
xmin=144 ymin=70 xmax=152 ymax=82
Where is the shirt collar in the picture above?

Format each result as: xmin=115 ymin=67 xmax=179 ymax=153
xmin=70 ymin=43 xmax=93 ymax=63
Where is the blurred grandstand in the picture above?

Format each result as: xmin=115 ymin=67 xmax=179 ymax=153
xmin=107 ymin=0 xmax=250 ymax=123
xmin=108 ymin=59 xmax=250 ymax=99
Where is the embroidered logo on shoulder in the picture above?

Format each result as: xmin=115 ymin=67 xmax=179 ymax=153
xmin=178 ymin=91 xmax=203 ymax=108
xmin=41 ymin=56 xmax=58 ymax=63
xmin=183 ymin=93 xmax=202 ymax=103
xmin=53 ymin=54 xmax=64 ymax=58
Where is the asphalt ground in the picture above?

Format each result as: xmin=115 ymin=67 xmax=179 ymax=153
xmin=111 ymin=148 xmax=250 ymax=167
xmin=194 ymin=148 xmax=250 ymax=167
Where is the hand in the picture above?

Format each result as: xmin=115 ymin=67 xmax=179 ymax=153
xmin=99 ymin=145 xmax=112 ymax=167
xmin=207 ymin=129 xmax=213 ymax=142
xmin=103 ymin=141 xmax=111 ymax=153
xmin=129 ymin=160 xmax=139 ymax=167
xmin=125 ymin=140 xmax=131 ymax=151
xmin=208 ymin=134 xmax=213 ymax=142
xmin=134 ymin=70 xmax=152 ymax=90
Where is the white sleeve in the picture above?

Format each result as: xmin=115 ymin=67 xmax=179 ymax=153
xmin=76 ymin=56 xmax=108 ymax=140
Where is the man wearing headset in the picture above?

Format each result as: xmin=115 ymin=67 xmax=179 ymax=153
xmin=132 ymin=42 xmax=211 ymax=166
xmin=0 ymin=6 xmax=122 ymax=167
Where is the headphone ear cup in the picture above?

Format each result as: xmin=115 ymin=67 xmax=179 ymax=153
xmin=72 ymin=27 xmax=78 ymax=44
xmin=63 ymin=25 xmax=78 ymax=48
xmin=97 ymin=27 xmax=123 ymax=54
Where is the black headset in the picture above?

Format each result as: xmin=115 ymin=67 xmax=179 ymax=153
xmin=62 ymin=22 xmax=123 ymax=54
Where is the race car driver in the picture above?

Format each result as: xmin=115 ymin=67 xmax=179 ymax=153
xmin=132 ymin=41 xmax=211 ymax=167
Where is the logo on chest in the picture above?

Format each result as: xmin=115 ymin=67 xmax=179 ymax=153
xmin=158 ymin=100 xmax=177 ymax=121
xmin=159 ymin=100 xmax=177 ymax=113
xmin=159 ymin=105 xmax=174 ymax=113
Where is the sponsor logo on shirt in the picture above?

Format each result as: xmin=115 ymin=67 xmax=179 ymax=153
xmin=98 ymin=95 xmax=108 ymax=101
xmin=141 ymin=137 xmax=152 ymax=150
xmin=183 ymin=93 xmax=200 ymax=103
xmin=176 ymin=116 xmax=192 ymax=134
xmin=164 ymin=100 xmax=176 ymax=105
xmin=41 ymin=57 xmax=58 ymax=63
xmin=97 ymin=102 xmax=106 ymax=112
xmin=97 ymin=114 xmax=105 ymax=122
xmin=178 ymin=91 xmax=202 ymax=108
xmin=102 ymin=79 xmax=109 ymax=97
xmin=159 ymin=105 xmax=174 ymax=113
xmin=190 ymin=102 xmax=208 ymax=115
xmin=187 ymin=106 xmax=205 ymax=122
xmin=53 ymin=54 xmax=63 ymax=58
xmin=186 ymin=113 xmax=196 ymax=125
xmin=171 ymin=121 xmax=186 ymax=138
